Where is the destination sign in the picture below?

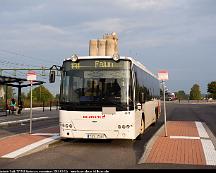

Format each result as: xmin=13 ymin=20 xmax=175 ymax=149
xmin=63 ymin=59 xmax=130 ymax=71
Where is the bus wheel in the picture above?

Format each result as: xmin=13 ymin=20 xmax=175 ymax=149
xmin=140 ymin=118 xmax=145 ymax=134
xmin=154 ymin=107 xmax=159 ymax=125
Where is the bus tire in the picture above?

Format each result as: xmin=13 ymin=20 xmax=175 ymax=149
xmin=154 ymin=107 xmax=159 ymax=125
xmin=140 ymin=116 xmax=145 ymax=135
xmin=136 ymin=116 xmax=145 ymax=140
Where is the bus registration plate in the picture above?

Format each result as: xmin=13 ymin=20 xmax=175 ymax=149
xmin=86 ymin=133 xmax=105 ymax=139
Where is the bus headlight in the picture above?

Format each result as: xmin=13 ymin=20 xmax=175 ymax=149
xmin=61 ymin=123 xmax=73 ymax=129
xmin=118 ymin=125 xmax=131 ymax=129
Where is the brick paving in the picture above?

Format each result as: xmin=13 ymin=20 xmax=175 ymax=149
xmin=0 ymin=134 xmax=47 ymax=157
xmin=0 ymin=126 xmax=59 ymax=157
xmin=166 ymin=121 xmax=199 ymax=137
xmin=145 ymin=121 xmax=207 ymax=165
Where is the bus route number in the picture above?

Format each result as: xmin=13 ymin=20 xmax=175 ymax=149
xmin=71 ymin=63 xmax=80 ymax=69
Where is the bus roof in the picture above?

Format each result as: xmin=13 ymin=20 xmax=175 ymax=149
xmin=63 ymin=56 xmax=158 ymax=80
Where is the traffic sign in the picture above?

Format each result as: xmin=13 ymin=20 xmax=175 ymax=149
xmin=158 ymin=70 xmax=168 ymax=81
xmin=27 ymin=71 xmax=37 ymax=81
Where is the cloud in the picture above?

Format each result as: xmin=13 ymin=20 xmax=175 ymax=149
xmin=113 ymin=0 xmax=183 ymax=10
xmin=81 ymin=18 xmax=125 ymax=33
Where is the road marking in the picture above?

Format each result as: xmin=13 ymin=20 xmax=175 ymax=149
xmin=195 ymin=121 xmax=209 ymax=138
xmin=1 ymin=135 xmax=60 ymax=159
xmin=170 ymin=136 xmax=200 ymax=140
xmin=201 ymin=139 xmax=216 ymax=165
xmin=0 ymin=117 xmax=49 ymax=126
xmin=31 ymin=133 xmax=59 ymax=136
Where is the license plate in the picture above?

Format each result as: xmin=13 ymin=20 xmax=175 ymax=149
xmin=86 ymin=133 xmax=105 ymax=139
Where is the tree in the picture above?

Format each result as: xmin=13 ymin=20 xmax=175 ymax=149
xmin=21 ymin=92 xmax=26 ymax=100
xmin=207 ymin=81 xmax=216 ymax=99
xmin=27 ymin=85 xmax=53 ymax=102
xmin=4 ymin=86 xmax=13 ymax=99
xmin=55 ymin=94 xmax=60 ymax=100
xmin=189 ymin=84 xmax=201 ymax=100
xmin=175 ymin=90 xmax=188 ymax=100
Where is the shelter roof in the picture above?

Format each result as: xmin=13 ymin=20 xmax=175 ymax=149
xmin=0 ymin=75 xmax=45 ymax=88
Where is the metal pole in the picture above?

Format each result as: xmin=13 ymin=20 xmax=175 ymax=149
xmin=43 ymin=101 xmax=45 ymax=112
xmin=50 ymin=101 xmax=52 ymax=111
xmin=30 ymin=82 xmax=32 ymax=134
xmin=163 ymin=81 xmax=168 ymax=137
xmin=5 ymin=85 xmax=8 ymax=116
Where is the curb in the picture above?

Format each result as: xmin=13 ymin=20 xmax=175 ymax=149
xmin=2 ymin=135 xmax=61 ymax=159
xmin=16 ymin=136 xmax=61 ymax=159
xmin=138 ymin=123 xmax=165 ymax=164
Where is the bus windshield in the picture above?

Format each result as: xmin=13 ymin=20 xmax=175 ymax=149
xmin=60 ymin=60 xmax=133 ymax=111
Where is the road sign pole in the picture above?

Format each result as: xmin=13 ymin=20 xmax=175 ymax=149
xmin=30 ymin=82 xmax=32 ymax=134
xmin=158 ymin=70 xmax=169 ymax=137
xmin=163 ymin=81 xmax=168 ymax=137
xmin=26 ymin=70 xmax=36 ymax=134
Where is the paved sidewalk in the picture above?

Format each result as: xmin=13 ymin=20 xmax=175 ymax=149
xmin=139 ymin=121 xmax=216 ymax=166
xmin=0 ymin=126 xmax=60 ymax=159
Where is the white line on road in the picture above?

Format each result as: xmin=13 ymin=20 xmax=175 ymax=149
xmin=0 ymin=117 xmax=49 ymax=126
xmin=1 ymin=135 xmax=60 ymax=159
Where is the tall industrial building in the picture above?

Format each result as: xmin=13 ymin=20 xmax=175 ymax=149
xmin=89 ymin=32 xmax=119 ymax=56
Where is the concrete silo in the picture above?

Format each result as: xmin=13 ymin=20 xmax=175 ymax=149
xmin=89 ymin=39 xmax=98 ymax=56
xmin=97 ymin=39 xmax=106 ymax=56
xmin=104 ymin=32 xmax=118 ymax=56
xmin=89 ymin=32 xmax=119 ymax=56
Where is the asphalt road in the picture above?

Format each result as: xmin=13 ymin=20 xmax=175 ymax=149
xmin=0 ymin=103 xmax=216 ymax=169
xmin=0 ymin=117 xmax=59 ymax=139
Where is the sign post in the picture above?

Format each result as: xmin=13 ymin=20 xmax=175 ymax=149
xmin=27 ymin=71 xmax=36 ymax=134
xmin=158 ymin=70 xmax=169 ymax=137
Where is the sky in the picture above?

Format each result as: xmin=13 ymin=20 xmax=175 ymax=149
xmin=0 ymin=0 xmax=216 ymax=95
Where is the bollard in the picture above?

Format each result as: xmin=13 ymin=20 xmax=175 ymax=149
xmin=43 ymin=101 xmax=45 ymax=112
xmin=56 ymin=101 xmax=58 ymax=110
xmin=50 ymin=101 xmax=52 ymax=111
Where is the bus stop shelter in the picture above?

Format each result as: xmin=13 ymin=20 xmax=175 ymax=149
xmin=0 ymin=75 xmax=45 ymax=116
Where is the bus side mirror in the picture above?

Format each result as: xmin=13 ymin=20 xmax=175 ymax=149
xmin=49 ymin=70 xmax=56 ymax=83
xmin=136 ymin=103 xmax=142 ymax=111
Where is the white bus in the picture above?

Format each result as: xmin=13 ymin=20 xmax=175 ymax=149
xmin=50 ymin=55 xmax=161 ymax=139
